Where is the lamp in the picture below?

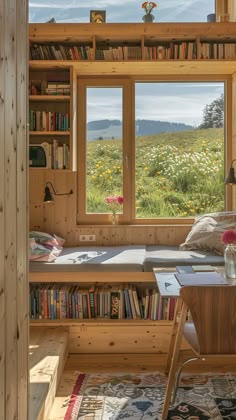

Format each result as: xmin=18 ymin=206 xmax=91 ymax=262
xmin=43 ymin=181 xmax=73 ymax=203
xmin=225 ymin=159 xmax=236 ymax=184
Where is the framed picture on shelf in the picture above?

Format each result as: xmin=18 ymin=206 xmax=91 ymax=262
xmin=90 ymin=10 xmax=106 ymax=23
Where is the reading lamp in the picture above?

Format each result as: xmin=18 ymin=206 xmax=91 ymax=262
xmin=225 ymin=159 xmax=236 ymax=185
xmin=43 ymin=181 xmax=73 ymax=203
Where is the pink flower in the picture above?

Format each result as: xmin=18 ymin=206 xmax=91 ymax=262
xmin=117 ymin=196 xmax=124 ymax=204
xmin=142 ymin=1 xmax=157 ymax=14
xmin=104 ymin=195 xmax=124 ymax=215
xmin=221 ymin=230 xmax=236 ymax=245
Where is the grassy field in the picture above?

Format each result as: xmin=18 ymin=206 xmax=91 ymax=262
xmin=86 ymin=127 xmax=224 ymax=218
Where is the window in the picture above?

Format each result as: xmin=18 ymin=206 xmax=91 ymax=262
xmin=86 ymin=86 xmax=123 ymax=213
xmin=77 ymin=79 xmax=132 ymax=224
xmin=77 ymin=78 xmax=226 ymax=225
xmin=135 ymin=82 xmax=225 ymax=219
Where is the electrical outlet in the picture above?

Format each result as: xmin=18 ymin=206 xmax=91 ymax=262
xmin=79 ymin=234 xmax=96 ymax=241
xmin=79 ymin=235 xmax=88 ymax=241
xmin=88 ymin=235 xmax=96 ymax=241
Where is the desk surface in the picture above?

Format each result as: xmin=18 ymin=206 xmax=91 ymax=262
xmin=153 ymin=266 xmax=229 ymax=297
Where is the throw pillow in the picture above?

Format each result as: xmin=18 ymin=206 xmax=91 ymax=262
xmin=29 ymin=231 xmax=65 ymax=262
xmin=180 ymin=211 xmax=236 ymax=255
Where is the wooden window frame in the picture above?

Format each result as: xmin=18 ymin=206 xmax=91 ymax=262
xmin=77 ymin=75 xmax=231 ymax=225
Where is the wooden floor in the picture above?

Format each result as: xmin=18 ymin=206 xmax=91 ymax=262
xmin=49 ymin=352 xmax=236 ymax=419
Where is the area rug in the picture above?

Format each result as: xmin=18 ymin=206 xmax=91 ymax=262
xmin=64 ymin=372 xmax=236 ymax=419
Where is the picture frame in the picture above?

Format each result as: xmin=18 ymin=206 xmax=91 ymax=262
xmin=90 ymin=10 xmax=106 ymax=23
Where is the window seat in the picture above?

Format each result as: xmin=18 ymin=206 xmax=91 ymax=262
xmin=29 ymin=245 xmax=224 ymax=273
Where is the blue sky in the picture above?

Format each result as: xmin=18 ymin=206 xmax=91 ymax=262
xmin=29 ymin=0 xmax=215 ymax=24
xmin=29 ymin=1 xmax=222 ymax=126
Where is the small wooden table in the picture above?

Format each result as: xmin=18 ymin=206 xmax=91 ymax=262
xmin=153 ymin=266 xmax=227 ymax=373
xmin=153 ymin=266 xmax=234 ymax=420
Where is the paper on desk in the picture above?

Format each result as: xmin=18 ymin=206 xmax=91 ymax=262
xmin=175 ymin=272 xmax=228 ymax=286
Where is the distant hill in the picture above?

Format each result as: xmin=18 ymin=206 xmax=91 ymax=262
xmin=87 ymin=119 xmax=194 ymax=140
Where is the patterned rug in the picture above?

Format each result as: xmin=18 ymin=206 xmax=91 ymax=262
xmin=64 ymin=372 xmax=236 ymax=419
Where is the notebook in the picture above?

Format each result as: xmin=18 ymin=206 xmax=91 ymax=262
xmin=192 ymin=265 xmax=215 ymax=272
xmin=175 ymin=272 xmax=228 ymax=286
xmin=176 ymin=265 xmax=215 ymax=274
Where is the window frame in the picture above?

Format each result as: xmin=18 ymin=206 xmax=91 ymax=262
xmin=77 ymin=77 xmax=133 ymax=225
xmin=77 ymin=75 xmax=231 ymax=225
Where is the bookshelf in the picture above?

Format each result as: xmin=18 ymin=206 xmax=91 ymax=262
xmin=29 ymin=65 xmax=77 ymax=170
xmin=28 ymin=21 xmax=236 ymax=354
xmin=29 ymin=22 xmax=236 ymax=65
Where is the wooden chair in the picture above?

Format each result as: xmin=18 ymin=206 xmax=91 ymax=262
xmin=161 ymin=285 xmax=236 ymax=419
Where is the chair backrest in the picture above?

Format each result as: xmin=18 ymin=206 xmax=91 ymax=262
xmin=180 ymin=285 xmax=236 ymax=355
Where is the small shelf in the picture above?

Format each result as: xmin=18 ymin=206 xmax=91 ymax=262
xmin=29 ymin=272 xmax=154 ymax=283
xmin=29 ymin=167 xmax=71 ymax=171
xmin=29 ymin=130 xmax=70 ymax=135
xmin=30 ymin=319 xmax=172 ymax=326
xmin=29 ymin=95 xmax=70 ymax=101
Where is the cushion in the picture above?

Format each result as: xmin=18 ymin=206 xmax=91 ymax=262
xmin=144 ymin=245 xmax=224 ymax=272
xmin=29 ymin=245 xmax=146 ymax=272
xmin=180 ymin=211 xmax=236 ymax=255
xmin=29 ymin=231 xmax=65 ymax=262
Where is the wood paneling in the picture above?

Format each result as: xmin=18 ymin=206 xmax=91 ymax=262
xmin=0 ymin=0 xmax=28 ymax=419
xmin=232 ymin=73 xmax=236 ymax=210
xmin=29 ymin=170 xmax=191 ymax=245
xmin=17 ymin=1 xmax=28 ymax=418
xmin=68 ymin=323 xmax=182 ymax=354
xmin=0 ymin=1 xmax=5 ymax=417
xmin=29 ymin=22 xmax=236 ymax=42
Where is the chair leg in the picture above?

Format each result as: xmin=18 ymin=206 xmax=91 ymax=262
xmin=161 ymin=303 xmax=188 ymax=420
xmin=165 ymin=297 xmax=183 ymax=374
xmin=171 ymin=357 xmax=199 ymax=404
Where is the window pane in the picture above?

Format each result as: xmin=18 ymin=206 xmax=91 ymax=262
xmin=86 ymin=87 xmax=123 ymax=214
xmin=135 ymin=82 xmax=225 ymax=218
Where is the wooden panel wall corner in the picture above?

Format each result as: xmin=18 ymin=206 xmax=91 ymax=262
xmin=231 ymin=73 xmax=236 ymax=210
xmin=1 ymin=0 xmax=28 ymax=419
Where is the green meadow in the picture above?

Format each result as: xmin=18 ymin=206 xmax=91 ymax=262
xmin=86 ymin=127 xmax=224 ymax=218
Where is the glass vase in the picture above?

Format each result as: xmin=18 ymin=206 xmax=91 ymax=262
xmin=112 ymin=213 xmax=118 ymax=225
xmin=224 ymin=244 xmax=236 ymax=279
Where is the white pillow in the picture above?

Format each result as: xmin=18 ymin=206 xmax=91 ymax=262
xmin=180 ymin=211 xmax=236 ymax=255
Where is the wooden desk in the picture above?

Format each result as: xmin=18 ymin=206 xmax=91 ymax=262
xmin=153 ymin=266 xmax=227 ymax=373
xmin=153 ymin=267 xmax=234 ymax=420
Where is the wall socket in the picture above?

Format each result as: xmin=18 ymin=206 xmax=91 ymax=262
xmin=79 ymin=234 xmax=96 ymax=242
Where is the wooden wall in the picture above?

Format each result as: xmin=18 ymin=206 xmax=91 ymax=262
xmin=29 ymin=170 xmax=191 ymax=246
xmin=0 ymin=1 xmax=28 ymax=419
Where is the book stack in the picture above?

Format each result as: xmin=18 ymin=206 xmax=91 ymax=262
xmin=46 ymin=81 xmax=70 ymax=95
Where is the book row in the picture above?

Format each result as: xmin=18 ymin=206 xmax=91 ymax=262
xmin=40 ymin=140 xmax=70 ymax=169
xmin=30 ymin=44 xmax=94 ymax=60
xmin=95 ymin=46 xmax=142 ymax=61
xmin=144 ymin=42 xmax=197 ymax=61
xmin=199 ymin=42 xmax=236 ymax=59
xmin=29 ymin=41 xmax=236 ymax=61
xmin=29 ymin=110 xmax=70 ymax=131
xmin=29 ymin=284 xmax=177 ymax=321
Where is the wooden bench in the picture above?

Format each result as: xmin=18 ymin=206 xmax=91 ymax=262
xmin=29 ymin=327 xmax=69 ymax=420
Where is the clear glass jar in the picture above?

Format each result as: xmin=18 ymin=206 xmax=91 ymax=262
xmin=224 ymin=244 xmax=236 ymax=279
